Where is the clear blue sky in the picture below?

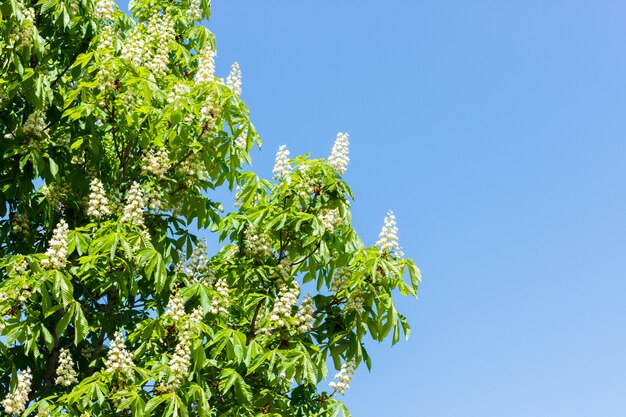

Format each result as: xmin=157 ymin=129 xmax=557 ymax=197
xmin=205 ymin=1 xmax=626 ymax=416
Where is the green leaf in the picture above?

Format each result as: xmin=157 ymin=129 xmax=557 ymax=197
xmin=73 ymin=303 xmax=88 ymax=344
xmin=145 ymin=393 xmax=172 ymax=415
xmin=55 ymin=304 xmax=75 ymax=337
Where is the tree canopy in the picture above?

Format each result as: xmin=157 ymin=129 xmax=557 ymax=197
xmin=0 ymin=0 xmax=420 ymax=415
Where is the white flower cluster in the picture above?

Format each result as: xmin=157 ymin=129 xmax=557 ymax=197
xmin=6 ymin=2 xmax=35 ymax=50
xmin=345 ymin=290 xmax=364 ymax=312
xmin=189 ymin=306 xmax=203 ymax=328
xmin=94 ymin=0 xmax=115 ymax=20
xmin=120 ymin=182 xmax=145 ymax=226
xmin=141 ymin=147 xmax=170 ymax=179
xmin=17 ymin=2 xmax=35 ymax=23
xmin=331 ymin=267 xmax=349 ymax=293
xmin=199 ymin=96 xmax=221 ymax=134
xmin=22 ymin=110 xmax=47 ymax=137
xmin=164 ymin=293 xmax=186 ymax=323
xmin=2 ymin=369 xmax=32 ymax=415
xmin=146 ymin=187 xmax=166 ymax=212
xmin=167 ymin=83 xmax=187 ymax=104
xmin=18 ymin=287 xmax=31 ymax=304
xmin=97 ymin=25 xmax=115 ymax=52
xmin=328 ymin=132 xmax=350 ymax=174
xmin=226 ymin=62 xmax=242 ymax=96
xmin=121 ymin=14 xmax=175 ymax=75
xmin=375 ymin=210 xmax=403 ymax=257
xmin=7 ymin=27 xmax=31 ymax=51
xmin=209 ymin=278 xmax=229 ymax=318
xmin=295 ymin=297 xmax=314 ymax=333
xmin=97 ymin=65 xmax=116 ymax=93
xmin=96 ymin=26 xmax=116 ymax=92
xmin=87 ymin=178 xmax=111 ymax=218
xmin=41 ymin=183 xmax=70 ymax=208
xmin=55 ymin=348 xmax=78 ymax=386
xmin=15 ymin=260 xmax=28 ymax=276
xmin=272 ymin=145 xmax=291 ymax=180
xmin=244 ymin=226 xmax=272 ymax=256
xmin=187 ymin=0 xmax=202 ymax=21
xmin=270 ymin=281 xmax=299 ymax=327
xmin=318 ymin=208 xmax=339 ymax=232
xmin=146 ymin=14 xmax=175 ymax=76
xmin=41 ymin=220 xmax=69 ymax=270
xmin=0 ymin=321 xmax=5 ymax=333
xmin=105 ymin=331 xmax=134 ymax=377
xmin=194 ymin=46 xmax=215 ymax=84
xmin=275 ymin=257 xmax=292 ymax=284
xmin=178 ymin=154 xmax=198 ymax=180
xmin=182 ymin=240 xmax=215 ymax=285
xmin=120 ymin=26 xmax=145 ymax=67
xmin=165 ymin=331 xmax=191 ymax=391
xmin=159 ymin=306 xmax=203 ymax=393
xmin=329 ymin=360 xmax=356 ymax=395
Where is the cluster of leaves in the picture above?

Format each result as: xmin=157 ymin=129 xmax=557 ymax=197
xmin=0 ymin=0 xmax=420 ymax=416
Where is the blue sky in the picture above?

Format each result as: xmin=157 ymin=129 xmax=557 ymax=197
xmin=205 ymin=1 xmax=626 ymax=416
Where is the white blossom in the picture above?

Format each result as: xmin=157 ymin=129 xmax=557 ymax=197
xmin=184 ymin=240 xmax=215 ymax=285
xmin=328 ymin=132 xmax=350 ymax=174
xmin=120 ymin=182 xmax=145 ymax=226
xmin=146 ymin=14 xmax=175 ymax=76
xmin=270 ymin=281 xmax=299 ymax=328
xmin=331 ymin=267 xmax=349 ymax=293
xmin=375 ymin=210 xmax=404 ymax=257
xmin=97 ymin=66 xmax=116 ymax=93
xmin=166 ymin=332 xmax=191 ymax=390
xmin=141 ymin=147 xmax=170 ymax=179
xmin=272 ymin=145 xmax=291 ymax=180
xmin=164 ymin=293 xmax=186 ymax=323
xmin=199 ymin=96 xmax=221 ymax=134
xmin=195 ymin=46 xmax=215 ymax=84
xmin=226 ymin=62 xmax=242 ymax=96
xmin=94 ymin=0 xmax=115 ymax=20
xmin=105 ymin=332 xmax=134 ymax=377
xmin=188 ymin=306 xmax=204 ymax=328
xmin=187 ymin=0 xmax=202 ymax=21
xmin=2 ymin=368 xmax=32 ymax=415
xmin=15 ymin=261 xmax=28 ymax=276
xmin=55 ymin=348 xmax=78 ymax=386
xmin=41 ymin=220 xmax=69 ymax=270
xmin=121 ymin=26 xmax=147 ymax=67
xmin=22 ymin=110 xmax=47 ymax=138
xmin=97 ymin=25 xmax=115 ymax=53
xmin=5 ymin=2 xmax=34 ymax=51
xmin=87 ymin=178 xmax=111 ymax=218
xmin=318 ymin=208 xmax=339 ymax=232
xmin=275 ymin=257 xmax=292 ymax=284
xmin=329 ymin=360 xmax=356 ymax=395
xmin=209 ymin=278 xmax=229 ymax=318
xmin=345 ymin=290 xmax=364 ymax=312
xmin=6 ymin=25 xmax=31 ymax=51
xmin=167 ymin=83 xmax=187 ymax=104
xmin=244 ymin=226 xmax=272 ymax=256
xmin=295 ymin=297 xmax=314 ymax=333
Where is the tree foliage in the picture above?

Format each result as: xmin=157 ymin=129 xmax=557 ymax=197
xmin=0 ymin=0 xmax=421 ymax=415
